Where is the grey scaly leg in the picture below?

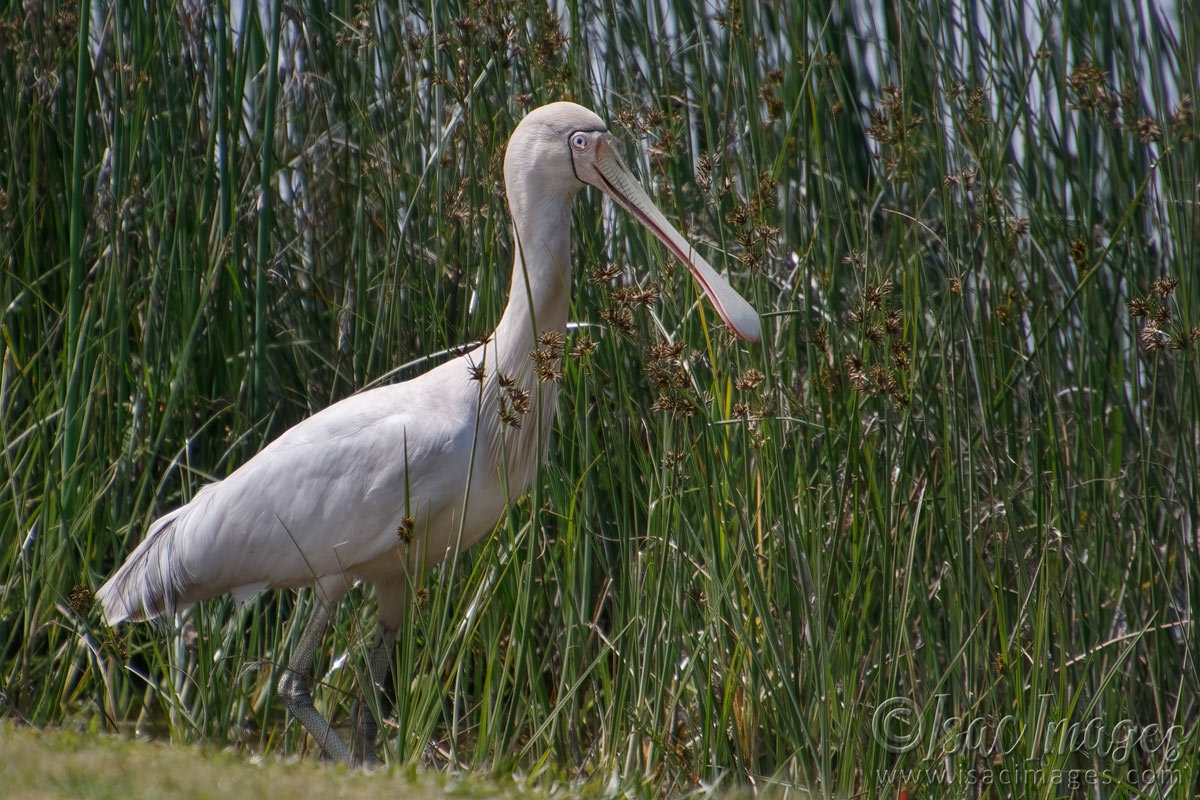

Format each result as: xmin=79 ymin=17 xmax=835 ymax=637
xmin=349 ymin=578 xmax=407 ymax=767
xmin=349 ymin=627 xmax=397 ymax=766
xmin=278 ymin=599 xmax=351 ymax=763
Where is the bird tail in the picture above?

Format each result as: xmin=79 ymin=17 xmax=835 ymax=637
xmin=96 ymin=507 xmax=190 ymax=625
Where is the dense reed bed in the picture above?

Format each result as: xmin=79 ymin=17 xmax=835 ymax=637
xmin=2 ymin=1 xmax=1197 ymax=796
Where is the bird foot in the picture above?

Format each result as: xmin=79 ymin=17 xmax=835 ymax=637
xmin=279 ymin=666 xmax=352 ymax=764
xmin=350 ymin=699 xmax=381 ymax=768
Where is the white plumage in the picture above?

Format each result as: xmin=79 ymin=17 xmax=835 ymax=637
xmin=96 ymin=101 xmax=759 ymax=765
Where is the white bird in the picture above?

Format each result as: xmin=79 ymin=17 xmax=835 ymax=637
xmin=96 ymin=101 xmax=759 ymax=765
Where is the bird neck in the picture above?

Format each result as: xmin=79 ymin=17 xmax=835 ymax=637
xmin=472 ymin=181 xmax=576 ymax=491
xmin=491 ymin=181 xmax=576 ymax=372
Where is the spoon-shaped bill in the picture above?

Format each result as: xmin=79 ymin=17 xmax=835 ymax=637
xmin=586 ymin=140 xmax=761 ymax=342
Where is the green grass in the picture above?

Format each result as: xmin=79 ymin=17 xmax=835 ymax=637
xmin=0 ymin=720 xmax=547 ymax=800
xmin=2 ymin=0 xmax=1198 ymax=798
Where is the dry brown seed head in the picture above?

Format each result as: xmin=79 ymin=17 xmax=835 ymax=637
xmin=865 ymin=282 xmax=891 ymax=309
xmin=570 ymin=333 xmax=597 ymax=359
xmin=810 ymin=326 xmax=829 ymax=353
xmin=870 ymin=364 xmax=895 ymax=393
xmin=755 ymin=224 xmax=780 ymax=246
xmin=845 ymin=355 xmax=868 ymax=392
xmin=1067 ymin=60 xmax=1108 ymax=93
xmin=1069 ymin=239 xmax=1088 ymax=268
xmin=68 ymin=585 xmax=94 ymax=614
xmin=615 ymin=108 xmax=639 ymax=133
xmin=590 ymin=264 xmax=623 ymax=284
xmin=1139 ymin=322 xmax=1168 ymax=351
xmin=533 ymin=358 xmax=563 ymax=384
xmin=1136 ymin=116 xmax=1163 ymax=143
xmin=499 ymin=405 xmax=523 ymax=430
xmin=647 ymin=360 xmax=682 ymax=389
xmin=739 ymin=248 xmax=764 ymax=271
xmin=642 ymin=104 xmax=666 ymax=129
xmin=885 ymin=309 xmax=903 ymax=336
xmin=636 ymin=283 xmax=661 ymax=307
xmin=104 ymin=629 xmax=129 ymax=660
xmin=965 ymin=87 xmax=988 ymax=126
xmin=866 ymin=108 xmax=895 ymax=145
xmin=755 ymin=175 xmax=778 ymax=208
xmin=600 ymin=303 xmax=635 ymax=335
xmin=1126 ymin=298 xmax=1150 ymax=317
xmin=1151 ymin=277 xmax=1178 ymax=297
xmin=611 ymin=287 xmax=640 ymax=305
xmin=651 ymin=394 xmax=695 ymax=417
xmin=1006 ymin=217 xmax=1030 ymax=239
xmin=1151 ymin=304 xmax=1172 ymax=327
xmin=397 ymin=516 xmax=415 ymax=545
xmin=506 ymin=385 xmax=531 ymax=414
xmin=1169 ymin=95 xmax=1194 ymax=139
xmin=735 ymin=368 xmax=764 ymax=392
xmin=648 ymin=339 xmax=686 ymax=361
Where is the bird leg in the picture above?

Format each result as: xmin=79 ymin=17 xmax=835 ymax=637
xmin=278 ymin=599 xmax=352 ymax=763
xmin=348 ymin=578 xmax=407 ymax=766
xmin=349 ymin=627 xmax=397 ymax=766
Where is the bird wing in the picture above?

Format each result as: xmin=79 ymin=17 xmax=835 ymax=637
xmin=97 ymin=368 xmax=480 ymax=623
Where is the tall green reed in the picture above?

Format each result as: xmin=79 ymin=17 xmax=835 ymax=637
xmin=1 ymin=1 xmax=1196 ymax=797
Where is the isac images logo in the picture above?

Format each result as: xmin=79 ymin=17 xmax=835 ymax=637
xmin=870 ymin=694 xmax=1186 ymax=790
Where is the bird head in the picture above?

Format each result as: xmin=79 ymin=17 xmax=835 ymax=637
xmin=505 ymin=102 xmax=760 ymax=342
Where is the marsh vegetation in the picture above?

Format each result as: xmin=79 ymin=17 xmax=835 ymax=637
xmin=1 ymin=0 xmax=1197 ymax=796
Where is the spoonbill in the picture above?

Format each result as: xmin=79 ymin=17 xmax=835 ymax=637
xmin=96 ymin=101 xmax=759 ymax=765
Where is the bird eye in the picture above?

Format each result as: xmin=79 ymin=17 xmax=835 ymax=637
xmin=570 ymin=133 xmax=589 ymax=152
